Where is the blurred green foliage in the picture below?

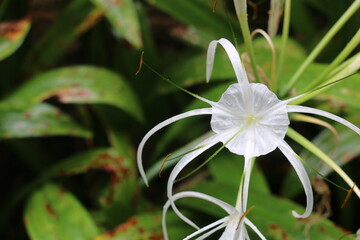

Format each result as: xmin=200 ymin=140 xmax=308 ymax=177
xmin=0 ymin=0 xmax=358 ymax=239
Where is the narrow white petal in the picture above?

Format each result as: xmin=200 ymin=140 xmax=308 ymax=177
xmin=137 ymin=108 xmax=212 ymax=186
xmin=206 ymin=38 xmax=249 ymax=84
xmin=162 ymin=191 xmax=236 ymax=240
xmin=167 ymin=134 xmax=224 ymax=229
xmin=287 ymin=105 xmax=360 ymax=135
xmin=184 ymin=217 xmax=228 ymax=240
xmin=195 ymin=222 xmax=228 ymax=240
xmin=241 ymin=157 xmax=254 ymax=212
xmin=278 ymin=140 xmax=313 ymax=218
xmin=206 ymin=40 xmax=218 ymax=83
xmin=244 ymin=218 xmax=266 ymax=240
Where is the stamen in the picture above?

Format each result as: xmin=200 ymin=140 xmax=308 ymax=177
xmin=135 ymin=51 xmax=144 ymax=75
xmin=341 ymin=184 xmax=355 ymax=208
xmin=236 ymin=205 xmax=255 ymax=230
xmin=159 ymin=153 xmax=172 ymax=178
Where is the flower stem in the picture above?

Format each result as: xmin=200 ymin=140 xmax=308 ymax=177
xmin=234 ymin=0 xmax=260 ymax=82
xmin=280 ymin=0 xmax=360 ymax=97
xmin=277 ymin=0 xmax=291 ymax=90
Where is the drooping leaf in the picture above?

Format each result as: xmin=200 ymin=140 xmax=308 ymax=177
xmin=0 ymin=65 xmax=143 ymax=122
xmin=0 ymin=17 xmax=31 ymax=61
xmin=23 ymin=0 xmax=103 ymax=71
xmin=90 ymin=0 xmax=142 ymax=49
xmin=24 ymin=184 xmax=100 ymax=240
xmin=0 ymin=103 xmax=91 ymax=138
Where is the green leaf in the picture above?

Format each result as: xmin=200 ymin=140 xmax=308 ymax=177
xmin=24 ymin=184 xmax=100 ymax=240
xmin=23 ymin=0 xmax=103 ymax=71
xmin=57 ymin=148 xmax=137 ymax=224
xmin=183 ymin=180 xmax=354 ymax=239
xmin=313 ymin=73 xmax=360 ymax=111
xmin=0 ymin=17 xmax=30 ymax=61
xmin=1 ymin=65 xmax=143 ymax=122
xmin=208 ymin=152 xmax=270 ymax=195
xmin=93 ymin=214 xmax=163 ymax=240
xmin=145 ymin=0 xmax=235 ymax=42
xmin=90 ymin=0 xmax=142 ymax=49
xmin=0 ymin=103 xmax=91 ymax=138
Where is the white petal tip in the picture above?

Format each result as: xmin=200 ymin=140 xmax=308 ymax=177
xmin=291 ymin=210 xmax=309 ymax=219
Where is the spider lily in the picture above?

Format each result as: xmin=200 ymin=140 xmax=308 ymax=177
xmin=137 ymin=38 xmax=360 ymax=234
xmin=162 ymin=191 xmax=265 ymax=240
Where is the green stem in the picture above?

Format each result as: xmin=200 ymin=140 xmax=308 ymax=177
xmin=277 ymin=0 xmax=291 ymax=90
xmin=301 ymin=29 xmax=360 ymax=93
xmin=280 ymin=0 xmax=360 ymax=96
xmin=286 ymin=127 xmax=360 ymax=198
xmin=234 ymin=0 xmax=260 ymax=82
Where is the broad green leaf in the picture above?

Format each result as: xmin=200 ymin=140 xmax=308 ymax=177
xmin=93 ymin=211 xmax=193 ymax=240
xmin=93 ymin=214 xmax=163 ymax=240
xmin=209 ymin=152 xmax=270 ymax=194
xmin=24 ymin=184 xmax=100 ymax=240
xmin=182 ymin=180 xmax=354 ymax=239
xmin=1 ymin=66 xmax=143 ymax=122
xmin=90 ymin=0 xmax=142 ymax=49
xmin=0 ymin=17 xmax=30 ymax=61
xmin=145 ymin=0 xmax=235 ymax=42
xmin=57 ymin=148 xmax=137 ymax=224
xmin=313 ymin=73 xmax=360 ymax=111
xmin=0 ymin=103 xmax=91 ymax=139
xmin=23 ymin=0 xmax=103 ymax=71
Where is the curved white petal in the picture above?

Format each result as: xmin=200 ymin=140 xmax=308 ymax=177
xmin=167 ymin=134 xmax=225 ymax=229
xmin=162 ymin=191 xmax=236 ymax=240
xmin=287 ymin=105 xmax=360 ymax=135
xmin=183 ymin=218 xmax=227 ymax=240
xmin=206 ymin=38 xmax=249 ymax=84
xmin=195 ymin=221 xmax=228 ymax=240
xmin=244 ymin=218 xmax=266 ymax=240
xmin=137 ymin=108 xmax=212 ymax=186
xmin=278 ymin=140 xmax=313 ymax=218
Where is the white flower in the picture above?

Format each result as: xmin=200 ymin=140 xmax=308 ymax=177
xmin=162 ymin=191 xmax=266 ymax=240
xmin=137 ymin=38 xmax=360 ymax=236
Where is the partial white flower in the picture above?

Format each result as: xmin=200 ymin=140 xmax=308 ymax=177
xmin=162 ymin=191 xmax=265 ymax=240
xmin=137 ymin=38 xmax=360 ymax=232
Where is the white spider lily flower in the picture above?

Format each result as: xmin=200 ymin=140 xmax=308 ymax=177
xmin=137 ymin=38 xmax=360 ymax=230
xmin=162 ymin=191 xmax=266 ymax=240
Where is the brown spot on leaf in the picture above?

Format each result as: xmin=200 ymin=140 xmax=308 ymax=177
xmin=318 ymin=226 xmax=326 ymax=233
xmin=25 ymin=112 xmax=31 ymax=119
xmin=45 ymin=202 xmax=57 ymax=218
xmin=114 ymin=217 xmax=138 ymax=232
xmin=55 ymin=87 xmax=93 ymax=102
xmin=0 ymin=17 xmax=30 ymax=41
xmin=77 ymin=9 xmax=104 ymax=35
xmin=267 ymin=223 xmax=294 ymax=240
xmin=110 ymin=0 xmax=123 ymax=6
